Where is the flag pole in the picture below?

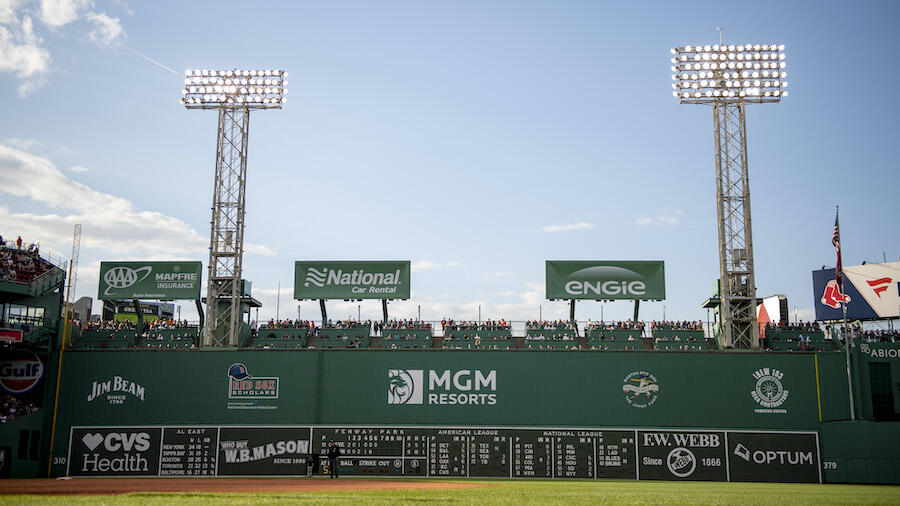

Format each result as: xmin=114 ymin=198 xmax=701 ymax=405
xmin=835 ymin=205 xmax=856 ymax=420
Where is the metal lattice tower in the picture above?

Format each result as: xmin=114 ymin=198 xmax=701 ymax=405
xmin=670 ymin=43 xmax=788 ymax=349
xmin=713 ymin=102 xmax=757 ymax=348
xmin=205 ymin=107 xmax=250 ymax=346
xmin=181 ymin=68 xmax=287 ymax=347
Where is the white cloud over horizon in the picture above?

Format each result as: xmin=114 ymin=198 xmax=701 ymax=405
xmin=0 ymin=0 xmax=125 ymax=94
xmin=0 ymin=143 xmax=276 ymax=257
xmin=411 ymin=260 xmax=465 ymax=272
xmin=541 ymin=221 xmax=594 ymax=233
xmin=636 ymin=209 xmax=684 ymax=226
xmin=85 ymin=10 xmax=122 ymax=46
xmin=37 ymin=0 xmax=92 ymax=28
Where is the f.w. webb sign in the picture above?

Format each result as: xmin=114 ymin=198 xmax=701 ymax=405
xmin=546 ymin=261 xmax=666 ymax=300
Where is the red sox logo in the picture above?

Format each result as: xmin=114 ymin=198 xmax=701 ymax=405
xmin=821 ymin=279 xmax=850 ymax=309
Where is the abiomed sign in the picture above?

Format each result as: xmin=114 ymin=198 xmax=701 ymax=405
xmin=294 ymin=261 xmax=410 ymax=300
xmin=546 ymin=261 xmax=666 ymax=300
xmin=98 ymin=262 xmax=202 ymax=300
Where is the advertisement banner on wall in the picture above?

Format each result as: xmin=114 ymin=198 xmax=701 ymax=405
xmin=636 ymin=430 xmax=727 ymax=481
xmin=98 ymin=262 xmax=202 ymax=300
xmin=812 ymin=262 xmax=900 ymax=321
xmin=69 ymin=427 xmax=162 ymax=477
xmin=546 ymin=261 xmax=665 ymax=300
xmin=294 ymin=261 xmax=410 ymax=300
xmin=217 ymin=427 xmax=311 ymax=476
xmin=727 ymin=432 xmax=820 ymax=483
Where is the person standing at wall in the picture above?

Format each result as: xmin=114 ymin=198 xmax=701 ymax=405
xmin=327 ymin=441 xmax=341 ymax=479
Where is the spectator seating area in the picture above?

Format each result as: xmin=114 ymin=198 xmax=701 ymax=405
xmin=524 ymin=339 xmax=581 ymax=351
xmin=443 ymin=320 xmax=512 ymax=339
xmin=70 ymin=329 xmax=136 ymax=349
xmin=442 ymin=338 xmax=513 ymax=350
xmin=138 ymin=330 xmax=199 ymax=350
xmin=0 ymin=241 xmax=54 ymax=284
xmin=526 ymin=320 xmax=577 ymax=340
xmin=376 ymin=336 xmax=432 ymax=350
xmin=315 ymin=336 xmax=369 ymax=349
xmin=762 ymin=328 xmax=833 ymax=352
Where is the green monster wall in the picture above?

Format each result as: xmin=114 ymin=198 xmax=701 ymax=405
xmin=47 ymin=350 xmax=851 ymax=477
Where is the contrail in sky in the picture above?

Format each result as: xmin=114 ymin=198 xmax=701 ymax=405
xmin=124 ymin=46 xmax=178 ymax=75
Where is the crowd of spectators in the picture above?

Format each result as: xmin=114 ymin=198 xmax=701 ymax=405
xmin=0 ymin=236 xmax=50 ymax=284
xmin=82 ymin=320 xmax=137 ymax=331
xmin=858 ymin=329 xmax=900 ymax=343
xmin=526 ymin=320 xmax=575 ymax=331
xmin=0 ymin=393 xmax=40 ymax=423
xmin=651 ymin=320 xmax=703 ymax=330
xmin=765 ymin=321 xmax=820 ymax=332
xmin=442 ymin=319 xmax=510 ymax=331
xmin=259 ymin=319 xmax=315 ymax=329
xmin=383 ymin=319 xmax=431 ymax=330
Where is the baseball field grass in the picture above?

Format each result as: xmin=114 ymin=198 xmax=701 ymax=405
xmin=3 ymin=479 xmax=900 ymax=505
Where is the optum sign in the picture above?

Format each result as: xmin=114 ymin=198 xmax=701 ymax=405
xmin=546 ymin=261 xmax=665 ymax=300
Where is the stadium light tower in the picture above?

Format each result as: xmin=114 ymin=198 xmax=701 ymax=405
xmin=181 ymin=69 xmax=287 ymax=347
xmin=670 ymin=43 xmax=788 ymax=349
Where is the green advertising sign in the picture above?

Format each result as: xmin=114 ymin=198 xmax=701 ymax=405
xmin=546 ymin=261 xmax=666 ymax=300
xmin=294 ymin=261 xmax=410 ymax=300
xmin=98 ymin=261 xmax=202 ymax=300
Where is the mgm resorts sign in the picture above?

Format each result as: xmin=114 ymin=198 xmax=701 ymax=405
xmin=294 ymin=261 xmax=411 ymax=300
xmin=388 ymin=369 xmax=497 ymax=406
xmin=545 ymin=261 xmax=666 ymax=300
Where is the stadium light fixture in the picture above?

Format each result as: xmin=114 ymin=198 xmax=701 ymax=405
xmin=180 ymin=69 xmax=288 ymax=110
xmin=670 ymin=43 xmax=788 ymax=350
xmin=181 ymin=68 xmax=287 ymax=347
xmin=670 ymin=44 xmax=786 ymax=104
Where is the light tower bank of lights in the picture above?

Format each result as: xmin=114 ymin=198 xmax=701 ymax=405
xmin=181 ymin=69 xmax=287 ymax=347
xmin=670 ymin=43 xmax=788 ymax=349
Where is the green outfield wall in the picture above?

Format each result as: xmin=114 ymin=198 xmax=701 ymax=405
xmin=47 ymin=350 xmax=850 ymax=477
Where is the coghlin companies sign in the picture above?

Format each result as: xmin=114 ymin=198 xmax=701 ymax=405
xmin=546 ymin=261 xmax=666 ymax=300
xmin=98 ymin=262 xmax=202 ymax=300
xmin=294 ymin=261 xmax=410 ymax=300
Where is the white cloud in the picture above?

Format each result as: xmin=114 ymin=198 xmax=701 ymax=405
xmin=0 ymin=0 xmax=23 ymax=24
xmin=0 ymin=143 xmax=272 ymax=257
xmin=38 ymin=0 xmax=92 ymax=28
xmin=411 ymin=260 xmax=465 ymax=272
xmin=85 ymin=11 xmax=123 ymax=46
xmin=66 ymin=165 xmax=88 ymax=172
xmin=477 ymin=271 xmax=512 ymax=280
xmin=541 ymin=221 xmax=594 ymax=233
xmin=636 ymin=210 xmax=684 ymax=227
xmin=0 ymin=14 xmax=51 ymax=95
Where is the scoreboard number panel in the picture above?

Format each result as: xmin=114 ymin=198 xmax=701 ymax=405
xmin=65 ymin=425 xmax=820 ymax=483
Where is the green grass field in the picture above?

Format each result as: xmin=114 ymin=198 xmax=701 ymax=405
xmin=3 ymin=480 xmax=900 ymax=505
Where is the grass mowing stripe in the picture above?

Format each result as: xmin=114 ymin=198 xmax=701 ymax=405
xmin=2 ymin=481 xmax=900 ymax=505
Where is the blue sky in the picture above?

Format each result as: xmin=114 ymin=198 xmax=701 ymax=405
xmin=1 ymin=0 xmax=898 ymax=325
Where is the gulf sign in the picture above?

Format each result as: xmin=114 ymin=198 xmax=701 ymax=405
xmin=0 ymin=351 xmax=44 ymax=394
xmin=813 ymin=262 xmax=900 ymax=321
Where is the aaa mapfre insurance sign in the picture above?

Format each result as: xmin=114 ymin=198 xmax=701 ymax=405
xmin=813 ymin=262 xmax=900 ymax=321
xmin=98 ymin=262 xmax=202 ymax=300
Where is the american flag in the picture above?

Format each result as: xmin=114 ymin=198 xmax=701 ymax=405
xmin=832 ymin=208 xmax=842 ymax=290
